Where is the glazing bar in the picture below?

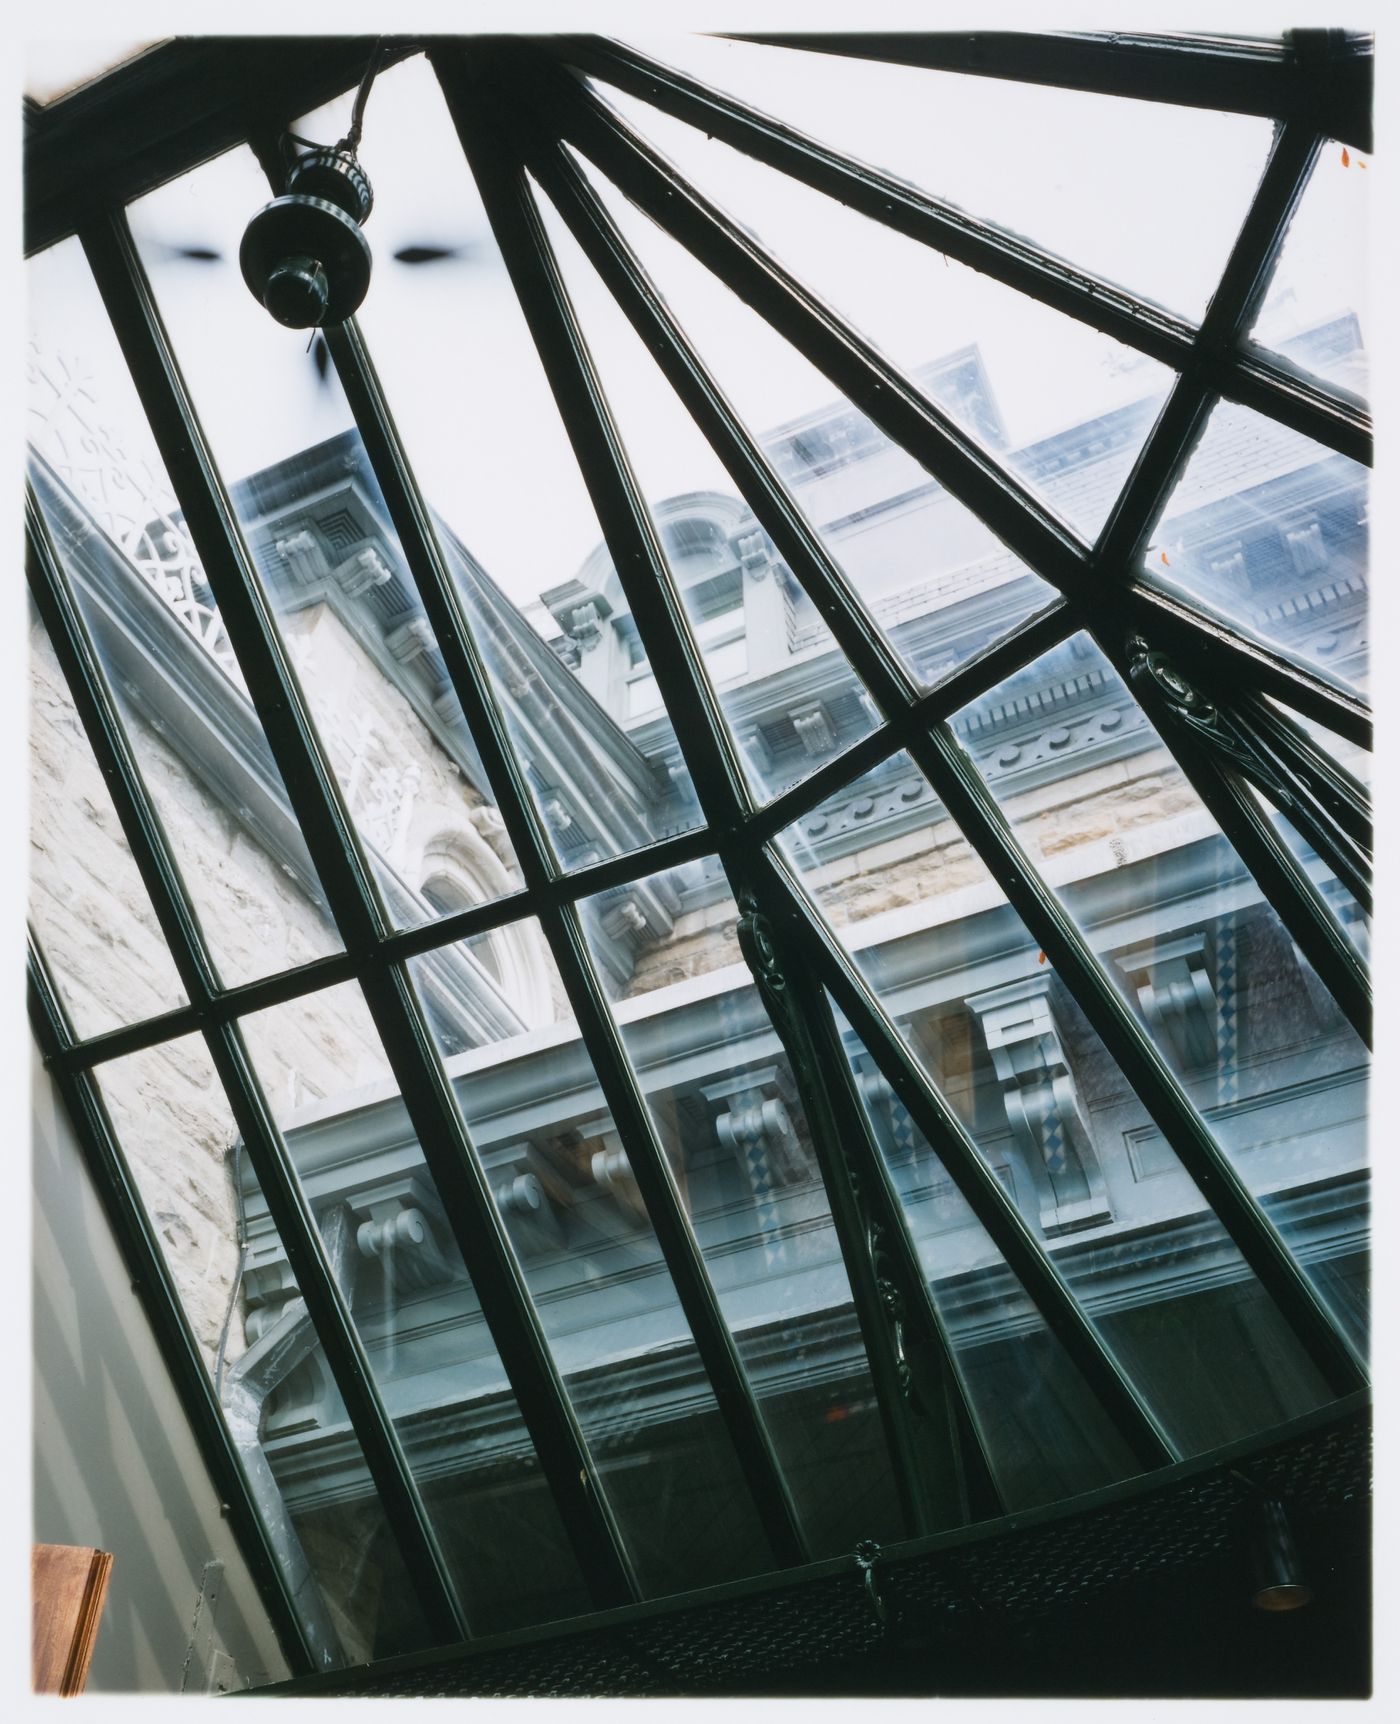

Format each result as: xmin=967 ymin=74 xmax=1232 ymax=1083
xmin=725 ymin=31 xmax=1371 ymax=151
xmin=78 ymin=204 xmax=635 ymax=1617
xmin=902 ymin=721 xmax=1368 ymax=1398
xmin=554 ymin=38 xmax=1368 ymax=464
xmin=757 ymin=849 xmax=1180 ymax=1471
xmin=27 ymin=492 xmax=472 ymax=1642
xmin=28 ymin=941 xmax=322 ymax=1676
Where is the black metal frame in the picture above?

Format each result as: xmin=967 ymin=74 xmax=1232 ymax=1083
xmin=26 ymin=28 xmax=1370 ymax=1684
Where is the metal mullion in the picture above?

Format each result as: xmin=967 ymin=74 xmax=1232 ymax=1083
xmin=78 ymin=199 xmax=636 ymax=1620
xmin=1178 ymin=704 xmax=1372 ymax=919
xmin=241 ymin=124 xmax=644 ymax=1612
xmin=517 ymin=128 xmax=919 ymax=723
xmin=78 ymin=211 xmax=390 ymax=961
xmin=53 ymin=1005 xmax=210 ymax=1075
xmin=27 ymin=489 xmax=221 ymax=1010
xmin=1128 ymin=730 xmax=1370 ymax=1040
xmin=545 ymin=64 xmax=1374 ymax=761
xmin=1220 ymin=350 xmax=1369 ymax=465
xmin=1093 ymin=123 xmax=1322 ymax=578
xmin=433 ymin=45 xmax=753 ymax=840
xmin=725 ymin=31 xmax=1371 ymax=147
xmin=748 ymin=606 xmax=1074 ymax=848
xmin=444 ymin=43 xmax=1009 ymax=1551
xmin=49 ymin=838 xmax=714 ymax=1080
xmin=557 ymin=39 xmax=1368 ymax=470
xmin=354 ymin=959 xmax=640 ymax=1609
xmin=738 ymin=891 xmax=1006 ymax=1530
xmin=1103 ymin=636 xmax=1370 ymax=1037
xmin=243 ymin=120 xmax=562 ymax=903
xmin=754 ymin=848 xmax=1178 ymax=1472
xmin=795 ymin=965 xmax=1006 ymax=1525
xmin=1236 ymin=696 xmax=1372 ymax=858
xmin=902 ymin=720 xmax=1367 ymax=1397
xmin=551 ymin=67 xmax=1096 ymax=599
xmin=28 ymin=942 xmax=319 ymax=1678
xmin=424 ymin=48 xmax=835 ymax=1567
xmin=199 ymin=1015 xmax=470 ymax=1644
xmin=539 ymin=900 xmax=811 ymax=1568
xmin=1115 ymin=580 xmax=1370 ymax=749
xmin=556 ymin=38 xmax=1195 ymax=359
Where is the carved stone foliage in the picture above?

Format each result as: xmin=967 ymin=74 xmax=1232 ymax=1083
xmin=324 ymin=709 xmax=421 ymax=865
xmin=28 ymin=337 xmax=242 ymax=682
xmin=966 ymin=974 xmax=1111 ymax=1236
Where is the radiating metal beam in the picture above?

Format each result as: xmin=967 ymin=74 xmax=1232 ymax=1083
xmin=902 ymin=721 xmax=1367 ymax=1400
xmin=28 ymin=489 xmax=472 ymax=1645
xmin=78 ymin=202 xmax=639 ymax=1617
xmin=263 ymin=73 xmax=813 ymax=1577
xmin=723 ymin=30 xmax=1373 ymax=152
xmin=554 ymin=37 xmax=1369 ymax=465
xmin=757 ymin=850 xmax=1180 ymax=1472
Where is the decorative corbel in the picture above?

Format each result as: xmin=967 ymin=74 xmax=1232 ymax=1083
xmin=966 ymin=974 xmax=1111 ymax=1236
xmin=1114 ymin=931 xmax=1220 ymax=1073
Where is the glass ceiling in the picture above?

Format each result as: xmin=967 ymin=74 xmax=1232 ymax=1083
xmin=26 ymin=29 xmax=1371 ymax=1687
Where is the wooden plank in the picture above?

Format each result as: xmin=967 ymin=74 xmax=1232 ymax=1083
xmin=32 ymin=1544 xmax=113 ymax=1695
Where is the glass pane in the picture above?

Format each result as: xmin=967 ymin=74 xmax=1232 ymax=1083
xmin=1263 ymin=696 xmax=1370 ymax=792
xmin=542 ymin=161 xmax=1062 ymax=717
xmin=776 ymin=748 xmax=1339 ymax=1455
xmin=238 ymin=978 xmax=593 ymax=1635
xmin=30 ymin=610 xmax=189 ymax=1040
xmin=829 ymin=996 xmax=1141 ymax=1510
xmin=93 ymin=1034 xmax=436 ymax=1668
xmin=27 ymin=237 xmax=344 ymax=988
xmin=1251 ymin=140 xmax=1369 ymax=400
xmin=1144 ymin=400 xmax=1369 ymax=695
xmin=292 ymin=55 xmax=709 ymax=864
xmin=534 ymin=175 xmax=883 ymax=803
xmin=951 ymin=634 xmax=1368 ymax=1361
xmin=407 ymin=917 xmax=778 ymax=1594
xmin=622 ymin=36 xmax=1275 ymax=323
xmin=578 ymin=868 xmax=909 ymax=1554
xmin=126 ymin=147 xmax=554 ymax=922
xmin=583 ymin=90 xmax=1176 ymax=542
xmin=1246 ymin=783 xmax=1369 ymax=962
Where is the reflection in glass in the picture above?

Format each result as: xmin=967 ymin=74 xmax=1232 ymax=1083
xmin=1143 ymin=400 xmax=1368 ymax=695
xmin=583 ymin=88 xmax=1176 ymax=542
xmin=295 ymin=54 xmax=710 ymax=862
xmin=830 ymin=997 xmax=1141 ymax=1509
xmin=1251 ymin=140 xmax=1369 ymax=400
xmin=620 ymin=35 xmax=1274 ymax=324
xmin=1263 ymin=697 xmax=1371 ymax=792
xmin=30 ymin=610 xmax=190 ymax=1041
xmin=544 ymin=157 xmax=1063 ymax=724
xmin=534 ymin=174 xmax=883 ymax=802
xmin=776 ymin=747 xmax=1340 ymax=1454
xmin=128 ymin=147 xmax=565 ymax=923
xmin=578 ymin=869 xmax=909 ymax=1554
xmin=407 ymin=916 xmax=779 ymax=1595
xmin=951 ymin=635 xmax=1368 ymax=1360
xmin=94 ymin=1034 xmax=435 ymax=1668
xmin=1245 ymin=783 xmax=1370 ymax=963
xmin=238 ymin=979 xmax=593 ymax=1635
xmin=27 ymin=238 xmax=345 ymax=989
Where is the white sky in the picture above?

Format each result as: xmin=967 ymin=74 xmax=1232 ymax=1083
xmin=28 ymin=34 xmax=1368 ymax=617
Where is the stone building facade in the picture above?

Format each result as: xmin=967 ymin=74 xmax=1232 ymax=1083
xmin=29 ymin=315 xmax=1369 ymax=1664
